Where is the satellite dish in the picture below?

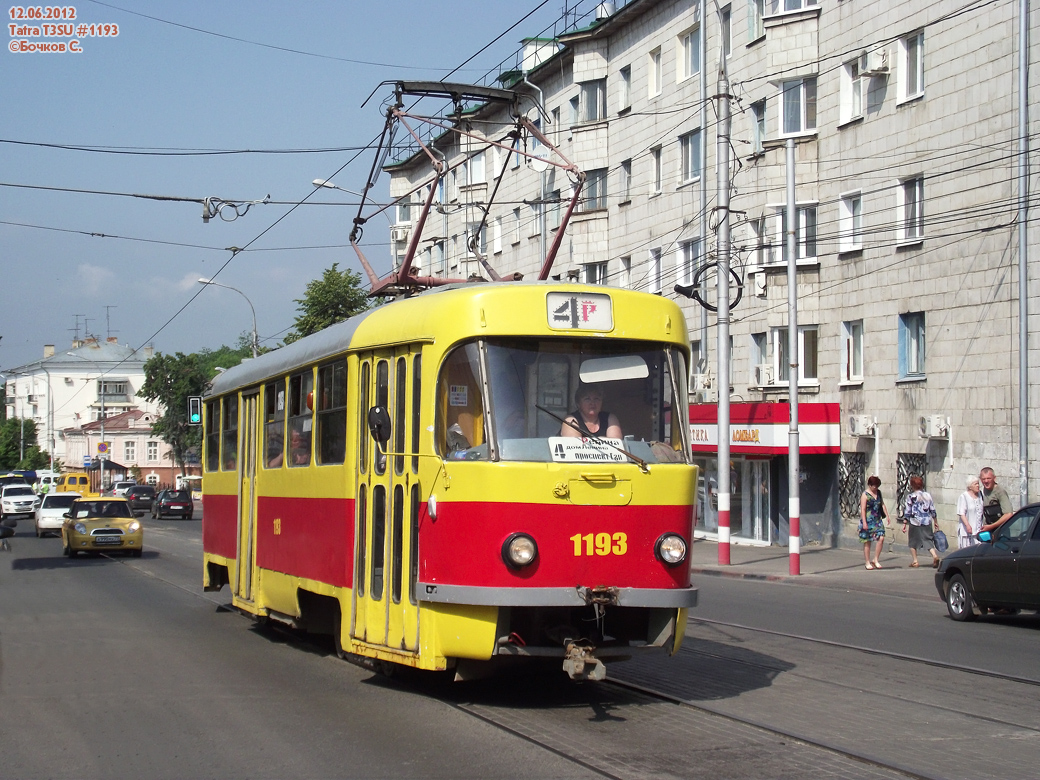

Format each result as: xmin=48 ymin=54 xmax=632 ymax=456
xmin=529 ymin=148 xmax=550 ymax=173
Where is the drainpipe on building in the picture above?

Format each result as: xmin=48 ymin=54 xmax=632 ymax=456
xmin=1018 ymin=0 xmax=1030 ymax=506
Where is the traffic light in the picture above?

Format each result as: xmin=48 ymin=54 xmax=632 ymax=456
xmin=188 ymin=396 xmax=203 ymax=425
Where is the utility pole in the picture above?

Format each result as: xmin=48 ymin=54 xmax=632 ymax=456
xmin=786 ymin=139 xmax=801 ymax=575
xmin=716 ymin=64 xmax=732 ymax=565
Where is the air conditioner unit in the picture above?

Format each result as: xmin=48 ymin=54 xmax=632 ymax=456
xmin=754 ymin=364 xmax=772 ymax=387
xmin=26 ymin=394 xmax=38 ymax=403
xmin=390 ymin=226 xmax=411 ymax=244
xmin=860 ymin=48 xmax=889 ymax=76
xmin=692 ymin=389 xmax=719 ymax=404
xmin=918 ymin=414 xmax=949 ymax=439
xmin=848 ymin=415 xmax=875 ymax=437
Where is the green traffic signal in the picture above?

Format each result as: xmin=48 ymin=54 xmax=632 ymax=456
xmin=188 ymin=396 xmax=202 ymax=425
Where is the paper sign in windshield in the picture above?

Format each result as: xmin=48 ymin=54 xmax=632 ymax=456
xmin=549 ymin=436 xmax=626 ymax=463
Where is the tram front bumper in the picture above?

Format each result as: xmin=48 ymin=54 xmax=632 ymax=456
xmin=416 ymin=583 xmax=697 ymax=609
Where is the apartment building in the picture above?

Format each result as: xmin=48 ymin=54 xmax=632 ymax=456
xmin=385 ymin=0 xmax=1036 ymax=545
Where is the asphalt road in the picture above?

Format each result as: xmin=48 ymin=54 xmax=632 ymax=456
xmin=0 ymin=515 xmax=599 ymax=780
xmin=3 ymin=510 xmax=1038 ymax=780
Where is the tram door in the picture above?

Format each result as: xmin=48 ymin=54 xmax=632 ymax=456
xmin=352 ymin=350 xmax=420 ymax=654
xmin=234 ymin=393 xmax=259 ymax=603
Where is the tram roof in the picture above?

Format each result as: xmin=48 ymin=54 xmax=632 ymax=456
xmin=206 ymin=281 xmax=688 ymax=398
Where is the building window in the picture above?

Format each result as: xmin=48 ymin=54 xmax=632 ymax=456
xmin=899 ymin=312 xmax=926 ymax=378
xmin=619 ymin=159 xmax=632 ymax=203
xmin=678 ymin=239 xmax=701 ymax=286
xmin=619 ymin=256 xmax=631 ymax=288
xmin=469 ymin=150 xmax=485 ymax=185
xmin=750 ymin=0 xmax=765 ymax=39
xmin=781 ymin=77 xmax=817 ymax=134
xmin=721 ymin=6 xmax=732 ymax=58
xmin=548 ymin=190 xmax=562 ymax=230
xmin=568 ymin=95 xmax=580 ymax=125
xmin=618 ymin=65 xmax=631 ymax=111
xmin=493 ymin=217 xmax=502 ymax=254
xmin=649 ymin=248 xmax=663 ymax=294
xmin=751 ymin=332 xmax=769 ymax=385
xmin=766 ymin=205 xmax=817 ymax=264
xmin=751 ymin=100 xmax=766 ymax=153
xmin=397 ymin=200 xmax=412 ymax=224
xmin=584 ymin=261 xmax=608 ymax=285
xmin=690 ymin=338 xmax=705 ymax=378
xmin=899 ymin=31 xmax=924 ymax=102
xmin=581 ymin=169 xmax=608 ymax=211
xmin=551 ymin=107 xmax=561 ymax=143
xmin=650 ymin=146 xmax=662 ymax=194
xmin=842 ymin=320 xmax=864 ymax=381
xmin=680 ymin=26 xmax=700 ymax=80
xmin=123 ymin=440 xmax=136 ymax=463
xmin=840 ymin=58 xmax=863 ymax=124
xmin=679 ymin=129 xmax=701 ymax=184
xmin=899 ymin=176 xmax=924 ymax=242
xmin=773 ymin=326 xmax=819 ymax=383
xmin=767 ymin=0 xmax=817 ymax=14
xmin=433 ymin=241 xmax=445 ymax=276
xmin=649 ymin=47 xmax=662 ymax=97
xmin=580 ymin=78 xmax=607 ymax=122
xmin=510 ymin=208 xmax=521 ymax=245
xmin=146 ymin=440 xmax=159 ymax=463
xmin=839 ymin=192 xmax=863 ymax=252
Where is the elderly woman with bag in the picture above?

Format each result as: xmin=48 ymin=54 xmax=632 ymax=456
xmin=902 ymin=475 xmax=941 ymax=568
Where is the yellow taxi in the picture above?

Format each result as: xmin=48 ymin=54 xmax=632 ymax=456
xmin=61 ymin=497 xmax=144 ymax=558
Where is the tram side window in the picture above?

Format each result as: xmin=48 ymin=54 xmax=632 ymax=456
xmin=287 ymin=370 xmax=314 ymax=467
xmin=317 ymin=360 xmax=347 ymax=465
xmin=204 ymin=401 xmax=220 ymax=472
xmin=436 ymin=343 xmax=487 ymax=458
xmin=264 ymin=380 xmax=286 ymax=468
xmin=358 ymin=362 xmax=370 ymax=474
xmin=374 ymin=360 xmax=389 ymax=476
xmin=222 ymin=396 xmax=238 ymax=471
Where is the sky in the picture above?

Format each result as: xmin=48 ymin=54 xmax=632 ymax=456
xmin=1 ymin=0 xmax=589 ymax=371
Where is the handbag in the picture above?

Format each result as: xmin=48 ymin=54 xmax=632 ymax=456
xmin=933 ymin=529 xmax=949 ymax=553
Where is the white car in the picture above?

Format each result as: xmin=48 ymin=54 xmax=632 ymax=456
xmin=112 ymin=481 xmax=137 ymax=497
xmin=35 ymin=492 xmax=81 ymax=537
xmin=1 ymin=484 xmax=41 ymax=523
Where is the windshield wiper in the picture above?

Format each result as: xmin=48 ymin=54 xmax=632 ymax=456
xmin=535 ymin=405 xmax=649 ymax=472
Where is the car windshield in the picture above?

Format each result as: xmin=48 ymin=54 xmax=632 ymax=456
xmin=5 ymin=486 xmax=35 ymax=497
xmin=42 ymin=494 xmax=78 ymax=508
xmin=72 ymin=501 xmax=134 ymax=519
xmin=436 ymin=338 xmax=690 ymax=464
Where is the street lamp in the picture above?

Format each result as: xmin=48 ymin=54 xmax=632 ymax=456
xmin=197 ymin=278 xmax=259 ymax=358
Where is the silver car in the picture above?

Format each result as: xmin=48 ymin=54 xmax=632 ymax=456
xmin=35 ymin=492 xmax=81 ymax=537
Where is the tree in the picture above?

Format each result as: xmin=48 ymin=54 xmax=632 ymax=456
xmin=138 ymin=352 xmax=210 ymax=476
xmin=284 ymin=263 xmax=375 ymax=344
xmin=196 ymin=337 xmax=253 ymax=376
xmin=0 ymin=418 xmax=50 ymax=470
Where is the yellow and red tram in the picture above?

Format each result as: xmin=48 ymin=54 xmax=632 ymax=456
xmin=202 ymin=282 xmax=698 ymax=680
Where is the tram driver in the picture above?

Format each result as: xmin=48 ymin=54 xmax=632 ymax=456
xmin=560 ymin=382 xmax=622 ymax=439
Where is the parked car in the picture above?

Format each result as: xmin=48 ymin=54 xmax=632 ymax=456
xmin=61 ymin=497 xmax=143 ymax=557
xmin=112 ymin=481 xmax=137 ymax=497
xmin=1 ymin=484 xmax=41 ymax=522
xmin=935 ymin=502 xmax=1040 ymax=620
xmin=151 ymin=489 xmax=194 ymax=520
xmin=34 ymin=492 xmax=81 ymax=537
xmin=124 ymin=484 xmax=156 ymax=514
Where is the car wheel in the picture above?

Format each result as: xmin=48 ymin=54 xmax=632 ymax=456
xmin=946 ymin=573 xmax=976 ymax=621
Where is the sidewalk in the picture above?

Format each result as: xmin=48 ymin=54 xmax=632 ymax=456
xmin=688 ymin=537 xmax=945 ymax=602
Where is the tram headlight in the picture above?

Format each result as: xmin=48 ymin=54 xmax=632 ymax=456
xmin=502 ymin=533 xmax=538 ymax=569
xmin=655 ymin=533 xmax=688 ymax=566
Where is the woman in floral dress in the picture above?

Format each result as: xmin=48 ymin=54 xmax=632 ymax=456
xmin=859 ymin=475 xmax=890 ymax=569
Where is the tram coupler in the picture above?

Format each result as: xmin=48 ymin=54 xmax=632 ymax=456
xmin=577 ymin=585 xmax=619 ymax=606
xmin=562 ymin=640 xmax=606 ymax=681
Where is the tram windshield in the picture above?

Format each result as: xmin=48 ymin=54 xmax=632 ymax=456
xmin=437 ymin=338 xmax=689 ymax=464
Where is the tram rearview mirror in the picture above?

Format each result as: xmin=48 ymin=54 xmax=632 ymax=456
xmin=367 ymin=406 xmax=392 ymax=444
xmin=579 ymin=355 xmax=648 ymax=383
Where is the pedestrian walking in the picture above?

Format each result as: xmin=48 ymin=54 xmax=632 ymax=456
xmin=902 ymin=475 xmax=940 ymax=568
xmin=859 ymin=475 xmax=890 ymax=569
xmin=956 ymin=475 xmax=983 ymax=548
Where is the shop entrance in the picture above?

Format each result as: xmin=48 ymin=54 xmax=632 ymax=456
xmin=695 ymin=457 xmax=773 ymax=545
